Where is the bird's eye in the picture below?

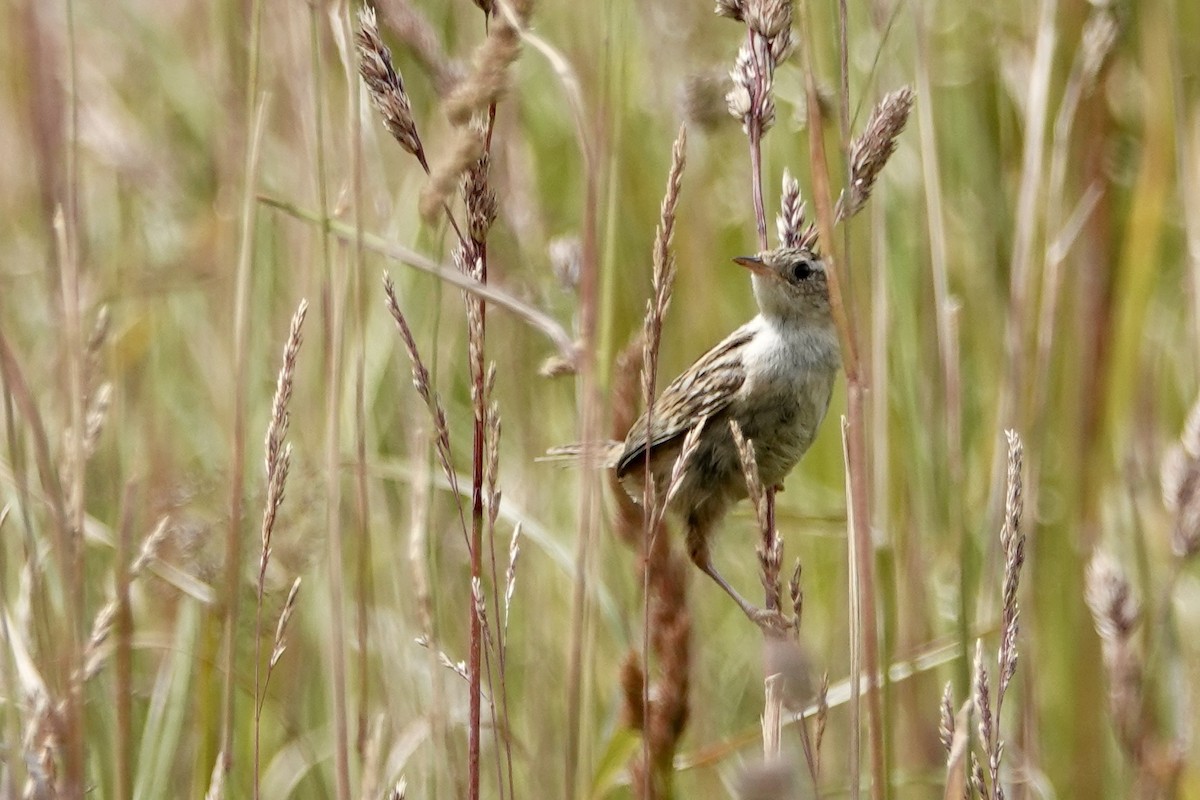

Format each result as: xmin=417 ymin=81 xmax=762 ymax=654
xmin=789 ymin=260 xmax=813 ymax=283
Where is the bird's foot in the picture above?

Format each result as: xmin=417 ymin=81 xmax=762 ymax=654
xmin=746 ymin=606 xmax=795 ymax=634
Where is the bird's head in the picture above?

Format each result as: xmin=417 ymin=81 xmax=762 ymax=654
xmin=733 ymin=245 xmax=831 ymax=325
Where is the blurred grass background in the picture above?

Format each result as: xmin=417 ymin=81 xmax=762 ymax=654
xmin=1 ymin=0 xmax=1199 ymax=797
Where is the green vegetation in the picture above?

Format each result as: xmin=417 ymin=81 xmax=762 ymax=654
xmin=0 ymin=0 xmax=1197 ymax=797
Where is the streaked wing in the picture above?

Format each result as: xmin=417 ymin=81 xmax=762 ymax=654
xmin=615 ymin=325 xmax=752 ymax=477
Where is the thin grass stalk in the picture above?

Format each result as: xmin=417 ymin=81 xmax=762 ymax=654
xmin=223 ymin=13 xmax=269 ymax=772
xmin=467 ymin=301 xmax=485 ymax=800
xmin=0 ymin=508 xmax=17 ymax=793
xmin=55 ymin=201 xmax=87 ymax=797
xmin=114 ymin=484 xmax=135 ymax=800
xmin=308 ymin=7 xmax=351 ymax=797
xmin=800 ymin=6 xmax=885 ymax=798
xmin=868 ymin=197 xmax=892 ymax=792
xmin=739 ymin=16 xmax=779 ymax=579
xmin=466 ymin=177 xmax=489 ymax=800
xmin=1184 ymin=109 xmax=1200 ymax=356
xmin=253 ymin=299 xmax=307 ymax=799
xmin=454 ymin=131 xmax=505 ymax=800
xmin=456 ymin=45 xmax=602 ymax=780
xmin=1026 ymin=16 xmax=1114 ymax=608
xmin=482 ymin=374 xmax=516 ymax=800
xmin=260 ymin=197 xmax=576 ymax=361
xmin=913 ymin=3 xmax=967 ymax=693
xmin=842 ymin=417 xmax=862 ymax=800
xmin=994 ymin=0 xmax=1056 ymax=516
xmin=636 ymin=125 xmax=687 ymax=800
xmin=343 ymin=0 xmax=373 ymax=760
xmin=407 ymin=425 xmax=451 ymax=798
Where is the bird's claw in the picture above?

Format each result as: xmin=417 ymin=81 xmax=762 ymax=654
xmin=747 ymin=607 xmax=795 ymax=634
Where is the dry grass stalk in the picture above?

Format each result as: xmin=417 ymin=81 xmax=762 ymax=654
xmin=419 ymin=0 xmax=532 ymax=222
xmin=612 ymin=347 xmax=689 ymax=800
xmin=389 ymin=777 xmax=408 ymax=800
xmin=356 ymin=6 xmax=427 ymax=169
xmin=642 ymin=125 xmax=688 ymax=414
xmin=972 ymin=640 xmax=996 ymax=797
xmin=359 ymin=715 xmax=386 ymax=800
xmin=261 ymin=196 xmax=578 ymax=363
xmin=730 ymin=421 xmax=784 ymax=617
xmin=269 ymin=577 xmax=301 ymax=672
xmin=259 ymin=300 xmax=307 ymax=588
xmin=626 ymin=126 xmax=692 ymax=800
xmin=788 ymin=559 xmax=803 ymax=628
xmin=941 ymin=700 xmax=971 ymax=800
xmin=1084 ymin=553 xmax=1183 ymax=795
xmin=722 ymin=0 xmax=793 ymax=248
xmin=415 ymin=636 xmax=476 ymax=689
xmin=503 ymin=523 xmax=520 ymax=637
xmin=939 ymin=430 xmax=1025 ymax=800
xmin=382 ymin=273 xmax=470 ymax=544
xmin=815 ymin=673 xmax=828 ymax=777
xmin=253 ymin=298 xmax=308 ymax=799
xmin=722 ymin=0 xmax=793 ymax=138
xmin=1085 ymin=553 xmax=1143 ymax=752
xmin=995 ymin=430 xmax=1024 ymax=719
xmin=624 ymin=522 xmax=692 ymax=800
xmin=80 ymin=516 xmax=171 ymax=681
xmin=836 ymin=87 xmax=915 ymax=220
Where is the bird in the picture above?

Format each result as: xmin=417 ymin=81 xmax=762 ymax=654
xmin=558 ymin=245 xmax=840 ymax=629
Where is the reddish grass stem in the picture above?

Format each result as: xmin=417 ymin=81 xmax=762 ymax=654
xmin=799 ymin=8 xmax=886 ymax=798
xmin=223 ymin=0 xmax=267 ymax=773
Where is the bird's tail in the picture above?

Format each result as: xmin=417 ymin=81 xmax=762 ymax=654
xmin=539 ymin=441 xmax=623 ymax=469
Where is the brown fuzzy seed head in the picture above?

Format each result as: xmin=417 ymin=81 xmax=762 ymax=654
xmin=681 ymin=70 xmax=735 ymax=132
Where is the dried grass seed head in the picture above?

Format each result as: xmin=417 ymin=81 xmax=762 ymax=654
xmin=839 ymin=86 xmax=914 ymax=220
xmin=356 ymin=6 xmax=425 ymax=164
xmin=462 ymin=141 xmax=498 ymax=245
xmin=726 ymin=39 xmax=777 ymax=134
xmin=1081 ymin=10 xmax=1119 ymax=88
xmin=715 ymin=0 xmax=744 ymax=21
xmin=1164 ymin=394 xmax=1200 ymax=557
xmin=777 ymin=169 xmax=819 ymax=252
xmin=939 ymin=682 xmax=956 ymax=756
xmin=548 ymin=236 xmax=582 ymax=290
xmin=743 ymin=0 xmax=792 ymax=38
xmin=1085 ymin=551 xmax=1141 ymax=643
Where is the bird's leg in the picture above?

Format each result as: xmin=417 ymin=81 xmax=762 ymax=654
xmin=685 ymin=521 xmax=792 ymax=632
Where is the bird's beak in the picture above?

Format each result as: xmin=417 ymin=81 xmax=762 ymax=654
xmin=733 ymin=255 xmax=770 ymax=277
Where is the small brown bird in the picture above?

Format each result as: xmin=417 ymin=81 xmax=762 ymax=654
xmin=563 ymin=245 xmax=840 ymax=628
